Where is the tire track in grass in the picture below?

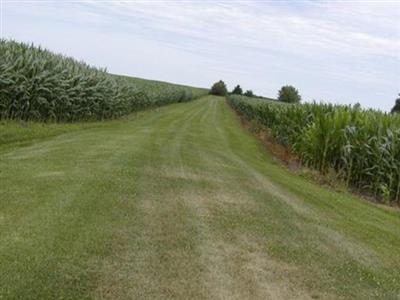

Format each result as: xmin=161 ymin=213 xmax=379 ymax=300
xmin=182 ymin=98 xmax=317 ymax=299
xmin=94 ymin=99 xmax=211 ymax=299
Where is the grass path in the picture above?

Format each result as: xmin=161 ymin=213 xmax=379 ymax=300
xmin=1 ymin=96 xmax=399 ymax=299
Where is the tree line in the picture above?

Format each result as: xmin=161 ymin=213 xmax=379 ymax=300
xmin=210 ymin=80 xmax=301 ymax=104
xmin=210 ymin=80 xmax=399 ymax=112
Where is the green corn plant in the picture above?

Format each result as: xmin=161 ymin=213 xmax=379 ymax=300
xmin=228 ymin=94 xmax=400 ymax=203
xmin=0 ymin=40 xmax=208 ymax=122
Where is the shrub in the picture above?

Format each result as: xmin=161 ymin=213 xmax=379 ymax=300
xmin=231 ymin=85 xmax=243 ymax=95
xmin=391 ymin=94 xmax=400 ymax=114
xmin=244 ymin=90 xmax=254 ymax=97
xmin=278 ymin=85 xmax=301 ymax=103
xmin=210 ymin=80 xmax=228 ymax=96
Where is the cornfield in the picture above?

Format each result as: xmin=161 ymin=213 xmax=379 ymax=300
xmin=0 ymin=40 xmax=207 ymax=121
xmin=228 ymin=95 xmax=400 ymax=203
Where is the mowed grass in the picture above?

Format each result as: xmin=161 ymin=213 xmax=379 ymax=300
xmin=0 ymin=96 xmax=399 ymax=299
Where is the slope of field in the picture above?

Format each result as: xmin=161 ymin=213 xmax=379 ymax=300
xmin=1 ymin=96 xmax=399 ymax=299
xmin=0 ymin=40 xmax=207 ymax=121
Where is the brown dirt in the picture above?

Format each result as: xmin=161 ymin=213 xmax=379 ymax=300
xmin=226 ymin=101 xmax=300 ymax=170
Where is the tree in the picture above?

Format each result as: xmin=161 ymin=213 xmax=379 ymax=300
xmin=278 ymin=85 xmax=301 ymax=103
xmin=210 ymin=80 xmax=228 ymax=96
xmin=231 ymin=85 xmax=243 ymax=95
xmin=391 ymin=94 xmax=400 ymax=114
xmin=244 ymin=90 xmax=254 ymax=97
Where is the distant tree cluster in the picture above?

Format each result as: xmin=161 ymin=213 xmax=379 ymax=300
xmin=211 ymin=80 xmax=399 ymax=114
xmin=210 ymin=80 xmax=228 ymax=96
xmin=231 ymin=85 xmax=257 ymax=98
xmin=210 ymin=81 xmax=303 ymax=103
xmin=231 ymin=85 xmax=243 ymax=95
xmin=244 ymin=90 xmax=254 ymax=97
xmin=230 ymin=83 xmax=302 ymax=103
xmin=278 ymin=85 xmax=301 ymax=103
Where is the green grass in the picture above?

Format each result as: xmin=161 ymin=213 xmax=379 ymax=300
xmin=1 ymin=96 xmax=399 ymax=299
xmin=0 ymin=120 xmax=97 ymax=151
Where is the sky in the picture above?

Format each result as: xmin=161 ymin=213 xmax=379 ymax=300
xmin=1 ymin=0 xmax=400 ymax=111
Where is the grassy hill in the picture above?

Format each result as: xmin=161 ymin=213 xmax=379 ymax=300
xmin=1 ymin=96 xmax=399 ymax=299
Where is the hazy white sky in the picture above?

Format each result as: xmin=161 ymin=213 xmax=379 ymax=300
xmin=2 ymin=0 xmax=400 ymax=111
